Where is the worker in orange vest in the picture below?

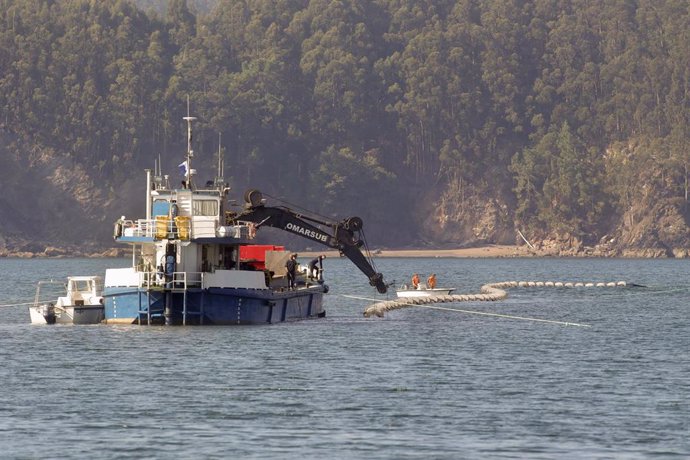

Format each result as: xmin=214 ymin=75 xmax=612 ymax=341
xmin=427 ymin=273 xmax=437 ymax=289
xmin=411 ymin=273 xmax=420 ymax=289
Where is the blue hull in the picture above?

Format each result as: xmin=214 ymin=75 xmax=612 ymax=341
xmin=104 ymin=286 xmax=326 ymax=325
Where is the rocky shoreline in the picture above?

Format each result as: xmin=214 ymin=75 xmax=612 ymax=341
xmin=0 ymin=244 xmax=128 ymax=259
xmin=297 ymin=242 xmax=690 ymax=259
xmin=0 ymin=242 xmax=687 ymax=259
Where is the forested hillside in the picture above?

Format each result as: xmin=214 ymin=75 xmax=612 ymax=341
xmin=1 ymin=0 xmax=689 ymax=256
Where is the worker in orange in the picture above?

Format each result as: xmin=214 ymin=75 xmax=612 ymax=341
xmin=427 ymin=273 xmax=437 ymax=289
xmin=411 ymin=273 xmax=420 ymax=289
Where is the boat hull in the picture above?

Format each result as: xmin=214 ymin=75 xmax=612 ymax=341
xmin=396 ymin=288 xmax=455 ymax=298
xmin=29 ymin=306 xmax=53 ymax=324
xmin=104 ymin=286 xmax=326 ymax=325
xmin=29 ymin=305 xmax=104 ymax=325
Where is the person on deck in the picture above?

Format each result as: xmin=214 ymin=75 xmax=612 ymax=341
xmin=412 ymin=273 xmax=420 ymax=289
xmin=286 ymin=254 xmax=298 ymax=290
xmin=427 ymin=274 xmax=437 ymax=289
xmin=169 ymin=200 xmax=179 ymax=238
xmin=308 ymin=255 xmax=326 ymax=281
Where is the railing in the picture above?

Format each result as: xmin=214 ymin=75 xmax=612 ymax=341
xmin=108 ymin=267 xmax=275 ymax=291
xmin=117 ymin=218 xmax=254 ymax=241
xmin=133 ymin=270 xmax=203 ymax=290
xmin=117 ymin=217 xmax=192 ymax=240
xmin=120 ymin=219 xmax=155 ymax=238
xmin=138 ymin=270 xmax=159 ymax=289
xmin=154 ymin=216 xmax=191 ymax=240
xmin=171 ymin=271 xmax=203 ymax=289
xmin=33 ymin=280 xmax=64 ymax=307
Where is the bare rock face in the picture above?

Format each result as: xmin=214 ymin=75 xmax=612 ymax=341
xmin=414 ymin=178 xmax=690 ymax=258
xmin=672 ymin=248 xmax=688 ymax=258
xmin=526 ymin=200 xmax=690 ymax=257
xmin=42 ymin=246 xmax=69 ymax=257
xmin=420 ymin=184 xmax=514 ymax=246
xmin=472 ymin=200 xmax=512 ymax=242
xmin=0 ymin=133 xmax=119 ymax=254
xmin=611 ymin=198 xmax=690 ymax=258
xmin=98 ymin=248 xmax=128 ymax=258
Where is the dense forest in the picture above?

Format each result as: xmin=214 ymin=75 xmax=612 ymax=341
xmin=0 ymin=0 xmax=689 ymax=256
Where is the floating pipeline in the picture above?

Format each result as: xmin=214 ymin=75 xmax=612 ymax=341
xmin=363 ymin=280 xmax=628 ymax=318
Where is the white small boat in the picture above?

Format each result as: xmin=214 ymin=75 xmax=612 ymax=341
xmin=396 ymin=284 xmax=455 ymax=298
xmin=29 ymin=276 xmax=105 ymax=325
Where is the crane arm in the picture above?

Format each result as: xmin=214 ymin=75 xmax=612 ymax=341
xmin=230 ymin=190 xmax=387 ymax=294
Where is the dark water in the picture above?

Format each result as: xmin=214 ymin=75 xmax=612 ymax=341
xmin=0 ymin=257 xmax=688 ymax=459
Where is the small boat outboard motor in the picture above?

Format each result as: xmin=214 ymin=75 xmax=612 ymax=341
xmin=40 ymin=303 xmax=56 ymax=324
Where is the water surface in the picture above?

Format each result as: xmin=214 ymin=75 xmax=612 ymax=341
xmin=0 ymin=257 xmax=687 ymax=458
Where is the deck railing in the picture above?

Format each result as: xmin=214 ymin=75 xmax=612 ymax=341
xmin=154 ymin=216 xmax=191 ymax=240
xmin=120 ymin=219 xmax=156 ymax=238
xmin=119 ymin=217 xmax=193 ymax=240
xmin=134 ymin=270 xmax=203 ymax=290
xmin=171 ymin=271 xmax=203 ymax=289
xmin=118 ymin=217 xmax=255 ymax=241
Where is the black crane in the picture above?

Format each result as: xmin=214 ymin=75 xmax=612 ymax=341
xmin=229 ymin=190 xmax=387 ymax=294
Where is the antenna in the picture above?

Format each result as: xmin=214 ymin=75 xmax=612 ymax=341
xmin=153 ymin=153 xmax=163 ymax=188
xmin=217 ymin=132 xmax=222 ymax=179
xmin=215 ymin=132 xmax=227 ymax=189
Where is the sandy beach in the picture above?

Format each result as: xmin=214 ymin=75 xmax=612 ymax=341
xmin=299 ymin=244 xmax=530 ymax=259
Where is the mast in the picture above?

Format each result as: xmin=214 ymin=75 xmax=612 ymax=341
xmin=217 ymin=132 xmax=222 ymax=179
xmin=183 ymin=97 xmax=196 ymax=189
xmin=145 ymin=169 xmax=152 ymax=220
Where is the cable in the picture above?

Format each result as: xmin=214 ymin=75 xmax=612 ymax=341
xmin=0 ymin=299 xmax=55 ymax=308
xmin=262 ymin=192 xmax=336 ymax=225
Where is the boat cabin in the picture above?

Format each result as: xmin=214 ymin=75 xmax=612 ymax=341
xmin=58 ymin=276 xmax=104 ymax=307
xmin=108 ymin=170 xmax=292 ymax=293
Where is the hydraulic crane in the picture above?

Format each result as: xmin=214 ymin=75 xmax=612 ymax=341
xmin=229 ymin=189 xmax=387 ymax=294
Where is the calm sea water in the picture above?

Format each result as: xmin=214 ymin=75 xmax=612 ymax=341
xmin=0 ymin=257 xmax=687 ymax=459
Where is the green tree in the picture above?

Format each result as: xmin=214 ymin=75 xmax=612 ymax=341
xmin=512 ymin=123 xmax=609 ymax=240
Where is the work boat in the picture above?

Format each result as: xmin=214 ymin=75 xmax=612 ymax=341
xmin=105 ymin=114 xmax=387 ymax=325
xmin=29 ymin=276 xmax=104 ymax=325
xmin=396 ymin=284 xmax=455 ymax=298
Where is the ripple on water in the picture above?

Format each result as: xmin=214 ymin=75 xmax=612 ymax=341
xmin=0 ymin=257 xmax=688 ymax=458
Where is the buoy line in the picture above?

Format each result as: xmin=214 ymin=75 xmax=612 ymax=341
xmin=343 ymin=294 xmax=591 ymax=327
xmin=355 ymin=280 xmax=629 ymax=323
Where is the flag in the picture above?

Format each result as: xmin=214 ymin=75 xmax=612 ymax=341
xmin=178 ymin=160 xmax=188 ymax=176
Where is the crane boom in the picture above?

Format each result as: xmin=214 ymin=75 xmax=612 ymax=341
xmin=230 ymin=190 xmax=387 ymax=294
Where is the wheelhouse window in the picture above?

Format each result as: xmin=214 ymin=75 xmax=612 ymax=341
xmin=71 ymin=280 xmax=91 ymax=292
xmin=193 ymin=200 xmax=219 ymax=216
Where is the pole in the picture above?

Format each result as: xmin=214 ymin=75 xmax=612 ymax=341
xmin=145 ymin=169 xmax=152 ymax=221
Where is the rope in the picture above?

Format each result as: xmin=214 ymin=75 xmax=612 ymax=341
xmin=0 ymin=299 xmax=56 ymax=308
xmin=361 ymin=280 xmax=630 ymax=320
xmin=262 ymin=192 xmax=335 ymax=225
xmin=359 ymin=227 xmax=379 ymax=273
